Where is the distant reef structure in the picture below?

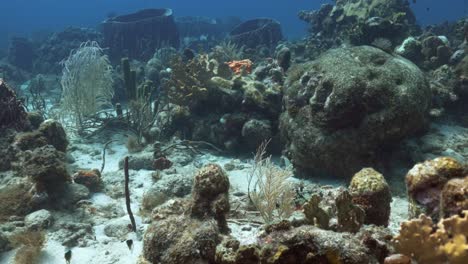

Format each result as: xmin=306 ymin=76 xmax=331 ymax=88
xmin=101 ymin=8 xmax=180 ymax=61
xmin=176 ymin=16 xmax=224 ymax=39
xmin=229 ymin=18 xmax=283 ymax=49
xmin=299 ymin=0 xmax=420 ymax=54
xmin=7 ymin=37 xmax=34 ymax=71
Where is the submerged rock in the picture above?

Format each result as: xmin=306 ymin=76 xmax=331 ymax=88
xmin=25 ymin=209 xmax=53 ymax=230
xmin=38 ymin=119 xmax=68 ymax=152
xmin=440 ymin=176 xmax=468 ymax=218
xmin=349 ymin=168 xmax=392 ymax=226
xmin=280 ymin=45 xmax=430 ymax=177
xmin=72 ymin=169 xmax=102 ymax=192
xmin=143 ymin=215 xmax=220 ymax=264
xmin=0 ymin=79 xmax=29 ymax=130
xmin=191 ymin=163 xmax=230 ymax=232
xmin=406 ymin=156 xmax=465 ymax=221
xmin=21 ymin=145 xmax=70 ymax=194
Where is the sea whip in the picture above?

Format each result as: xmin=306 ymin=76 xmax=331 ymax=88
xmin=124 ymin=157 xmax=137 ymax=232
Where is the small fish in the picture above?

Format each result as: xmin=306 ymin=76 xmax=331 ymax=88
xmin=126 ymin=239 xmax=133 ymax=251
xmin=65 ymin=249 xmax=72 ymax=264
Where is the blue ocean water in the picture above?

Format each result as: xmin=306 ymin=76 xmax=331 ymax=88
xmin=0 ymin=0 xmax=466 ymax=50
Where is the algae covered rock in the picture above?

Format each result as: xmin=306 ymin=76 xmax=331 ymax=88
xmin=299 ymin=0 xmax=418 ymax=49
xmin=280 ymin=45 xmax=430 ymax=177
xmin=72 ymin=169 xmax=102 ymax=192
xmin=241 ymin=119 xmax=272 ymax=150
xmin=22 ymin=145 xmax=70 ymax=194
xmin=191 ymin=163 xmax=230 ymax=232
xmin=216 ymin=225 xmax=379 ymax=264
xmin=440 ymin=176 xmax=468 ymax=218
xmin=38 ymin=119 xmax=68 ymax=152
xmin=406 ymin=156 xmax=465 ymax=220
xmin=349 ymin=168 xmax=392 ymax=226
xmin=143 ymin=215 xmax=220 ymax=264
xmin=25 ymin=209 xmax=53 ymax=230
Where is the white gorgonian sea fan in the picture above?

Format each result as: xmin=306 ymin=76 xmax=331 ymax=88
xmin=60 ymin=41 xmax=114 ymax=131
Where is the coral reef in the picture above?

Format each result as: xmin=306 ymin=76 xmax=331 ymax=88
xmin=299 ymin=0 xmax=419 ymax=51
xmin=280 ymin=45 xmax=430 ymax=177
xmin=405 ymin=156 xmax=466 ymax=220
xmin=349 ymin=168 xmax=392 ymax=226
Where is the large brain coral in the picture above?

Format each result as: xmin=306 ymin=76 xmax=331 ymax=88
xmin=280 ymin=45 xmax=431 ymax=177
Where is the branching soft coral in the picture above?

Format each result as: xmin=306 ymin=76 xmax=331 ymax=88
xmin=393 ymin=210 xmax=468 ymax=264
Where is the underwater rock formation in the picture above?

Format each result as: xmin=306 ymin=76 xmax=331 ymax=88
xmin=441 ymin=176 xmax=468 ymax=219
xmin=37 ymin=119 xmax=68 ymax=152
xmin=34 ymin=27 xmax=102 ymax=74
xmin=7 ymin=37 xmax=34 ymax=71
xmin=349 ymin=168 xmax=392 ymax=226
xmin=0 ymin=79 xmax=28 ymax=130
xmin=21 ymin=145 xmax=70 ymax=195
xmin=405 ymin=156 xmax=466 ymax=221
xmin=191 ymin=164 xmax=230 ymax=232
xmin=102 ymin=8 xmax=179 ymax=61
xmin=143 ymin=215 xmax=220 ymax=264
xmin=72 ymin=169 xmax=102 ymax=192
xmin=299 ymin=0 xmax=419 ymax=53
xmin=216 ymin=224 xmax=389 ymax=264
xmin=143 ymin=164 xmax=229 ymax=263
xmin=229 ymin=18 xmax=283 ymax=49
xmin=280 ymin=45 xmax=431 ymax=177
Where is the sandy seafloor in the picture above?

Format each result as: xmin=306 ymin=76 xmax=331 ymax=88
xmin=2 ymin=120 xmax=467 ymax=264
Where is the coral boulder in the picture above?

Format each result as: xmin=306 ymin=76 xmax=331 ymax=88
xmin=280 ymin=45 xmax=430 ymax=177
